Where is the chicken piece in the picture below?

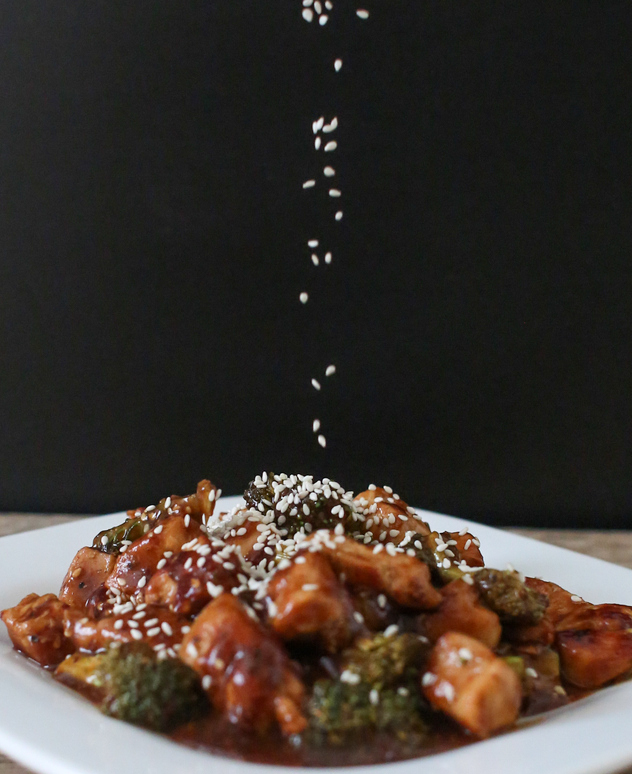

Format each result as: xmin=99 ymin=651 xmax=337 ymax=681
xmin=354 ymin=487 xmax=430 ymax=544
xmin=423 ymin=632 xmax=522 ymax=738
xmin=127 ymin=478 xmax=219 ymax=526
xmin=63 ymin=604 xmax=186 ymax=653
xmin=144 ymin=544 xmax=243 ymax=616
xmin=309 ymin=532 xmax=442 ymax=610
xmin=556 ymin=603 xmax=632 ymax=688
xmin=222 ymin=514 xmax=281 ymax=567
xmin=180 ymin=594 xmax=306 ymax=735
xmin=267 ymin=551 xmax=359 ymax=652
xmin=1 ymin=593 xmax=73 ymax=667
xmin=422 ymin=579 xmax=501 ymax=648
xmin=106 ymin=514 xmax=203 ymax=595
xmin=59 ymin=547 xmax=117 ymax=608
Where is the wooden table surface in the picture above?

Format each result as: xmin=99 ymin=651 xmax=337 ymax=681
xmin=1 ymin=513 xmax=632 ymax=774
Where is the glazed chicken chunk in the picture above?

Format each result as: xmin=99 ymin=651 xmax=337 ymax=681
xmin=180 ymin=594 xmax=307 ymax=736
xmin=2 ymin=593 xmax=73 ymax=667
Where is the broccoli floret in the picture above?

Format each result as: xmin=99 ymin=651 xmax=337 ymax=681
xmin=307 ymin=633 xmax=429 ymax=744
xmin=475 ymin=569 xmax=548 ymax=625
xmin=309 ymin=680 xmax=427 ymax=744
xmin=342 ymin=632 xmax=428 ymax=688
xmin=92 ymin=516 xmax=149 ymax=554
xmin=60 ymin=643 xmax=208 ymax=731
xmin=244 ymin=473 xmax=355 ymax=538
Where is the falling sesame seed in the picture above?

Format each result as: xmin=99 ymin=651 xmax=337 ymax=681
xmin=313 ymin=418 xmax=321 ymax=432
xmin=303 ymin=0 xmax=313 ymax=5
xmin=318 ymin=434 xmax=327 ymax=448
xmin=300 ymin=292 xmax=309 ymax=304
xmin=324 ymin=141 xmax=337 ymax=152
xmin=356 ymin=9 xmax=369 ymax=19
xmin=303 ymin=179 xmax=316 ymax=189
xmin=323 ymin=166 xmax=335 ymax=177
xmin=308 ymin=239 xmax=319 ymax=248
xmin=325 ymin=365 xmax=336 ymax=376
xmin=324 ymin=252 xmax=332 ymax=263
xmin=335 ymin=210 xmax=343 ymax=220
xmin=323 ymin=117 xmax=338 ymax=133
xmin=334 ymin=58 xmax=343 ymax=71
xmin=311 ymin=253 xmax=319 ymax=265
xmin=329 ymin=189 xmax=341 ymax=198
xmin=315 ymin=137 xmax=322 ymax=150
xmin=302 ymin=8 xmax=314 ymax=21
xmin=314 ymin=0 xmax=322 ymax=12
xmin=312 ymin=378 xmax=321 ymax=390
xmin=319 ymin=14 xmax=328 ymax=25
xmin=325 ymin=1 xmax=333 ymax=8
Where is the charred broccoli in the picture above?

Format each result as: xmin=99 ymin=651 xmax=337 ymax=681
xmin=244 ymin=473 xmax=355 ymax=538
xmin=308 ymin=633 xmax=429 ymax=744
xmin=92 ymin=516 xmax=149 ymax=554
xmin=57 ymin=643 xmax=207 ymax=731
xmin=475 ymin=569 xmax=548 ymax=625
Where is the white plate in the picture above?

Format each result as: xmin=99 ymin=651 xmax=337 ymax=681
xmin=1 ymin=497 xmax=632 ymax=774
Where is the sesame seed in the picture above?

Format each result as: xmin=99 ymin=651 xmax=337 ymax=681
xmin=324 ymin=141 xmax=337 ymax=152
xmin=184 ymin=557 xmax=193 ymax=570
xmin=308 ymin=239 xmax=319 ymax=248
xmin=464 ymin=539 xmax=472 ymax=550
xmin=324 ymin=252 xmax=332 ymax=263
xmin=302 ymin=8 xmax=314 ymax=21
xmin=377 ymin=594 xmax=387 ymax=609
xmin=325 ymin=365 xmax=336 ymax=376
xmin=318 ymin=434 xmax=327 ymax=448
xmin=137 ymin=576 xmax=147 ymax=588
xmin=154 ymin=524 xmax=163 ymax=534
xmin=147 ymin=627 xmax=161 ymax=637
xmin=353 ymin=611 xmax=364 ymax=624
xmin=164 ymin=497 xmax=171 ymax=508
xmin=315 ymin=136 xmax=322 ymax=150
xmin=312 ymin=117 xmax=324 ymax=134
xmin=356 ymin=9 xmax=369 ymax=19
xmin=422 ymin=672 xmax=437 ymax=687
xmin=436 ymin=681 xmax=455 ymax=702
xmin=184 ymin=514 xmax=191 ymax=528
xmin=133 ymin=611 xmax=146 ymax=620
xmin=161 ymin=622 xmax=173 ymax=636
xmin=323 ymin=117 xmax=338 ymax=133
xmin=295 ymin=555 xmax=306 ymax=564
xmin=458 ymin=647 xmax=473 ymax=662
xmin=300 ymin=292 xmax=309 ymax=304
xmin=525 ymin=667 xmax=538 ymax=678
xmin=302 ymin=583 xmax=319 ymax=591
xmin=319 ymin=14 xmax=328 ymax=25
xmin=128 ymin=620 xmax=139 ymax=629
xmin=303 ymin=0 xmax=313 ymax=5
xmin=303 ymin=179 xmax=316 ymax=189
xmin=100 ymin=536 xmax=108 ymax=546
xmin=324 ymin=166 xmax=335 ymax=177
xmin=311 ymin=253 xmax=319 ymax=265
xmin=335 ymin=210 xmax=343 ymax=220
xmin=369 ymin=688 xmax=379 ymax=705
xmin=144 ymin=618 xmax=159 ymax=627
xmin=130 ymin=629 xmax=143 ymax=641
xmin=113 ymin=619 xmax=124 ymax=630
xmin=313 ymin=418 xmax=321 ymax=432
xmin=334 ymin=58 xmax=343 ymax=71
xmin=571 ymin=595 xmax=582 ymax=602
xmin=312 ymin=378 xmax=321 ymax=390
xmin=314 ymin=1 xmax=322 ymax=12
xmin=197 ymin=557 xmax=206 ymax=568
xmin=340 ymin=670 xmax=361 ymax=685
xmin=181 ymin=625 xmax=191 ymax=634
xmin=202 ymin=675 xmax=212 ymax=690
xmin=384 ymin=624 xmax=399 ymax=638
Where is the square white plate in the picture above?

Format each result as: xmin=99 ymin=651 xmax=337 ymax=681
xmin=1 ymin=497 xmax=632 ymax=774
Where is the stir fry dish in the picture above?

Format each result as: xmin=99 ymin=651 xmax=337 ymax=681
xmin=3 ymin=474 xmax=632 ymax=766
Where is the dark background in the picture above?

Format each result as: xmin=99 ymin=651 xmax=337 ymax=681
xmin=1 ymin=1 xmax=631 ymax=527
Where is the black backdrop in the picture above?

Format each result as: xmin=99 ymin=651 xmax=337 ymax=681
xmin=1 ymin=1 xmax=632 ymax=527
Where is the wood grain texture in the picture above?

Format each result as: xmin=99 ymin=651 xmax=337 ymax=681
xmin=0 ymin=515 xmax=631 ymax=774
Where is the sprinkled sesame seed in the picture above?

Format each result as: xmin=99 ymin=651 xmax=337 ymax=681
xmin=377 ymin=594 xmax=387 ymax=609
xmin=340 ymin=670 xmax=361 ymax=685
xmin=384 ymin=624 xmax=399 ymax=638
xmin=312 ymin=378 xmax=321 ymax=390
xmin=128 ymin=620 xmax=139 ymax=629
xmin=334 ymin=58 xmax=343 ymax=71
xmin=303 ymin=0 xmax=313 ymax=5
xmin=137 ymin=576 xmax=147 ymax=588
xmin=325 ymin=365 xmax=336 ymax=376
xmin=324 ymin=141 xmax=337 ymax=152
xmin=113 ymin=619 xmax=124 ymax=630
xmin=147 ymin=627 xmax=161 ymax=637
xmin=335 ymin=210 xmax=343 ymax=220
xmin=315 ymin=136 xmax=322 ymax=150
xmin=422 ymin=672 xmax=437 ymax=686
xmin=100 ymin=536 xmax=108 ymax=546
xmin=184 ymin=557 xmax=193 ymax=570
xmin=458 ymin=647 xmax=473 ymax=662
xmin=164 ymin=497 xmax=171 ymax=508
xmin=154 ymin=524 xmax=163 ymax=534
xmin=313 ymin=418 xmax=321 ymax=432
xmin=295 ymin=555 xmax=307 ymax=564
xmin=525 ymin=667 xmax=538 ymax=678
xmin=571 ymin=595 xmax=582 ymax=602
xmin=436 ymin=681 xmax=455 ymax=702
xmin=353 ymin=611 xmax=364 ymax=624
xmin=323 ymin=117 xmax=338 ymax=133
xmin=324 ymin=252 xmax=332 ymax=264
xmin=319 ymin=14 xmax=328 ymax=25
xmin=300 ymin=292 xmax=309 ymax=304
xmin=311 ymin=253 xmax=319 ymax=265
xmin=308 ymin=239 xmax=319 ymax=248
xmin=369 ymin=688 xmax=379 ymax=705
xmin=324 ymin=166 xmax=335 ymax=177
xmin=302 ymin=8 xmax=314 ymax=21
xmin=161 ymin=622 xmax=173 ymax=636
xmin=356 ymin=9 xmax=369 ymax=19
xmin=312 ymin=117 xmax=324 ymax=134
xmin=318 ymin=434 xmax=327 ymax=448
xmin=314 ymin=1 xmax=322 ymax=12
xmin=181 ymin=625 xmax=191 ymax=634
xmin=303 ymin=179 xmax=316 ymax=189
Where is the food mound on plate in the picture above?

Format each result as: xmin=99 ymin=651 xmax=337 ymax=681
xmin=3 ymin=474 xmax=632 ymax=766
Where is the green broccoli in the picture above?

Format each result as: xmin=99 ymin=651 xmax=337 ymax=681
xmin=244 ymin=473 xmax=355 ymax=538
xmin=57 ymin=643 xmax=207 ymax=731
xmin=307 ymin=632 xmax=429 ymax=744
xmin=475 ymin=569 xmax=548 ymax=625
xmin=92 ymin=516 xmax=149 ymax=554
